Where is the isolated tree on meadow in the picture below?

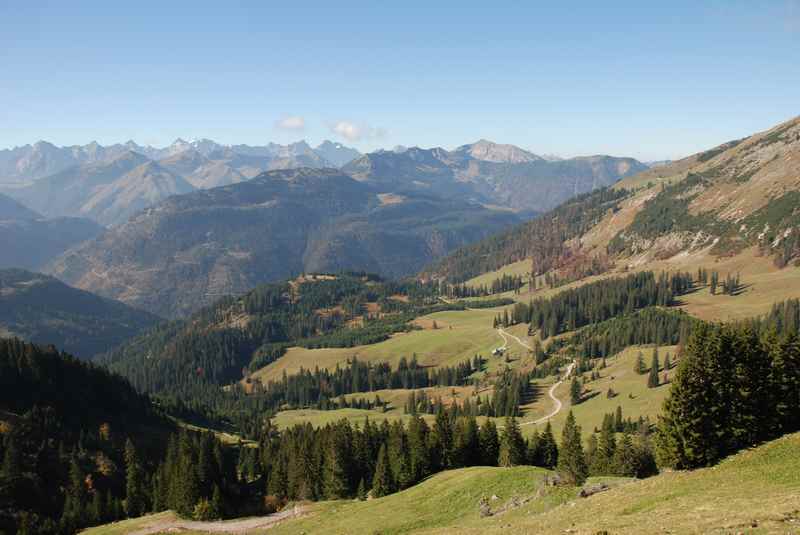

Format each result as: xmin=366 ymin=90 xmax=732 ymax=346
xmin=634 ymin=352 xmax=646 ymax=375
xmin=647 ymin=352 xmax=660 ymax=388
xmin=570 ymin=377 xmax=582 ymax=405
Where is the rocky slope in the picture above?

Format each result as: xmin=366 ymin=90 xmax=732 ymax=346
xmin=48 ymin=168 xmax=519 ymax=317
xmin=427 ymin=115 xmax=800 ymax=283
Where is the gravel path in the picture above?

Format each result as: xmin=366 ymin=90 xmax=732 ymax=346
xmin=521 ymin=360 xmax=576 ymax=427
xmin=129 ymin=506 xmax=307 ymax=535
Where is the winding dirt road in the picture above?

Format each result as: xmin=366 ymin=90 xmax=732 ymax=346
xmin=497 ymin=327 xmax=533 ymax=351
xmin=521 ymin=360 xmax=576 ymax=426
xmin=128 ymin=506 xmax=308 ymax=535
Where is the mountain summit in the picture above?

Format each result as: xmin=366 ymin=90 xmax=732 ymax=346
xmin=454 ymin=139 xmax=543 ymax=163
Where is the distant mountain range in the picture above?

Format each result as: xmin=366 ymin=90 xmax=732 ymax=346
xmin=0 ymin=138 xmax=362 ymax=185
xmin=0 ymin=138 xmax=363 ymax=226
xmin=2 ymin=136 xmax=648 ymax=316
xmin=47 ymin=167 xmax=521 ymax=318
xmin=1 ymin=137 xmax=647 ymax=224
xmin=343 ymin=141 xmax=647 ymax=213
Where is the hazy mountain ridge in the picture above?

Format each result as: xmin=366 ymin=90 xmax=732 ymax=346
xmin=0 ymin=217 xmax=103 ymax=270
xmin=0 ymin=190 xmax=103 ymax=270
xmin=47 ymin=167 xmax=520 ymax=317
xmin=0 ymin=138 xmax=362 ymax=185
xmin=0 ymin=192 xmax=40 ymax=220
xmin=3 ymin=151 xmax=195 ymax=226
xmin=0 ymin=268 xmax=159 ymax=358
xmin=343 ymin=141 xmax=647 ymax=213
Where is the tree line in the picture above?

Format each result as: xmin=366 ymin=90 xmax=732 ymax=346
xmin=246 ymin=356 xmax=479 ymax=412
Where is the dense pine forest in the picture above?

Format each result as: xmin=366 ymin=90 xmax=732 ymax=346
xmin=493 ymin=271 xmax=694 ymax=338
xmin=97 ymin=274 xmax=481 ymax=428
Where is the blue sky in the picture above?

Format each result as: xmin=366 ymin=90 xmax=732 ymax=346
xmin=1 ymin=1 xmax=798 ymax=160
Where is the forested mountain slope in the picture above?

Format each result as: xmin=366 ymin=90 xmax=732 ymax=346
xmin=99 ymin=273 xmax=461 ymax=397
xmin=0 ymin=339 xmax=170 ymax=534
xmin=47 ymin=168 xmax=519 ymax=318
xmin=0 ymin=269 xmax=159 ymax=359
xmin=0 ymin=339 xmax=261 ymax=535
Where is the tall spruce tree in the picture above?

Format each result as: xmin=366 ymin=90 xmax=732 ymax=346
xmin=570 ymin=376 xmax=582 ymax=405
xmin=591 ymin=415 xmax=616 ymax=475
xmin=322 ymin=439 xmax=349 ymax=499
xmin=371 ymin=444 xmax=394 ymax=498
xmin=124 ymin=439 xmax=145 ymax=517
xmin=498 ymin=417 xmax=526 ymax=467
xmin=557 ymin=412 xmax=588 ymax=485
xmin=647 ymin=351 xmax=660 ymax=388
xmin=656 ymin=323 xmax=730 ymax=468
xmin=535 ymin=422 xmax=558 ymax=468
xmin=478 ymin=420 xmax=500 ymax=466
xmin=2 ymin=433 xmax=21 ymax=478
xmin=634 ymin=352 xmax=646 ymax=375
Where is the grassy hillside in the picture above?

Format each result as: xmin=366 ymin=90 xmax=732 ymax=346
xmin=273 ymin=432 xmax=800 ymax=535
xmin=527 ymin=345 xmax=673 ymax=439
xmin=264 ymin=340 xmax=672 ymax=439
xmin=248 ymin=306 xmax=521 ymax=385
xmin=80 ymin=431 xmax=800 ymax=535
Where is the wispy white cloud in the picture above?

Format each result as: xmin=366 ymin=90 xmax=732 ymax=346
xmin=330 ymin=120 xmax=386 ymax=142
xmin=275 ymin=116 xmax=306 ymax=132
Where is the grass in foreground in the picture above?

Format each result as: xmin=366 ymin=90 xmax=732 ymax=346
xmin=441 ymin=432 xmax=800 ymax=535
xmin=275 ymin=432 xmax=800 ymax=535
xmin=84 ymin=433 xmax=800 ymax=535
xmin=81 ymin=511 xmax=178 ymax=535
xmin=269 ymin=466 xmax=571 ymax=535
